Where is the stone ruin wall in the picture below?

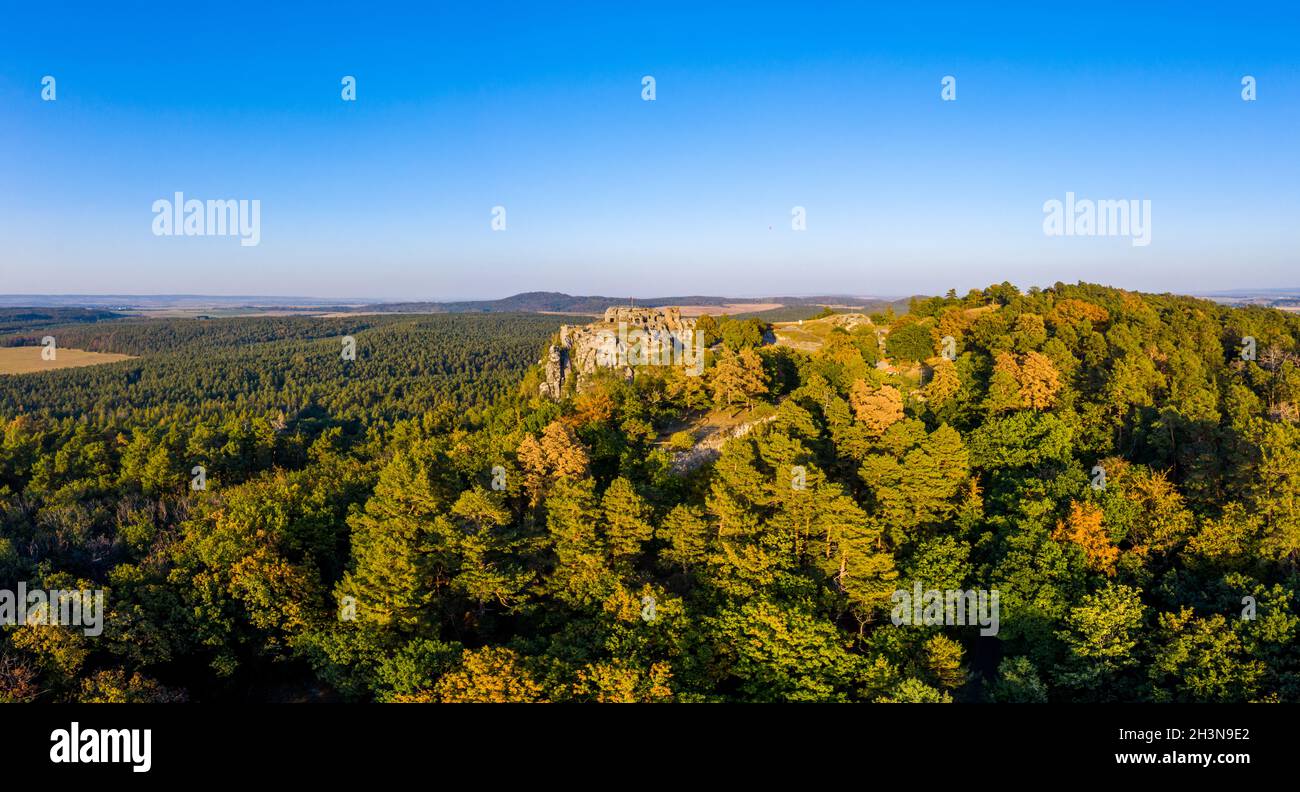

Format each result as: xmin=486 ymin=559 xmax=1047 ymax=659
xmin=540 ymin=306 xmax=702 ymax=399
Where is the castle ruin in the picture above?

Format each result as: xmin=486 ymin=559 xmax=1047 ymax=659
xmin=540 ymin=306 xmax=703 ymax=399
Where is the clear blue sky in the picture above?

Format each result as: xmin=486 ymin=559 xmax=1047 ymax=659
xmin=2 ymin=1 xmax=1297 ymax=300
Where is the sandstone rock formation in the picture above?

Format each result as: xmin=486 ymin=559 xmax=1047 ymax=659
xmin=540 ymin=306 xmax=703 ymax=399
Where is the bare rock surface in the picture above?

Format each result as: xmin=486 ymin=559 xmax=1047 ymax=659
xmin=540 ymin=306 xmax=702 ymax=398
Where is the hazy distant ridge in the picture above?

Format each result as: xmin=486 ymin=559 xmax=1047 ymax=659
xmin=361 ymin=291 xmax=910 ymax=315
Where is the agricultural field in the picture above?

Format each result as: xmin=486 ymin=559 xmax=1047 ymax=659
xmin=0 ymin=346 xmax=134 ymax=374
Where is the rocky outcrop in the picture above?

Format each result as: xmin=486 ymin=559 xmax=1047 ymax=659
xmin=668 ymin=413 xmax=777 ymax=474
xmin=540 ymin=306 xmax=703 ymax=399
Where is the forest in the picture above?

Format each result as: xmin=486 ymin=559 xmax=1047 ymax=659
xmin=1 ymin=282 xmax=1298 ymax=703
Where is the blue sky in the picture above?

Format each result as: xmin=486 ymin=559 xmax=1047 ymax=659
xmin=2 ymin=1 xmax=1298 ymax=300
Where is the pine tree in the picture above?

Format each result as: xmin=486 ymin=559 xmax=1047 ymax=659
xmin=337 ymin=449 xmax=449 ymax=633
xmin=923 ymin=634 xmax=967 ymax=690
xmin=709 ymin=348 xmax=768 ymax=409
xmin=544 ymin=479 xmax=611 ymax=607
xmin=659 ymin=504 xmax=711 ymax=571
xmin=602 ymin=477 xmax=654 ymax=562
xmin=445 ymin=487 xmax=533 ymax=609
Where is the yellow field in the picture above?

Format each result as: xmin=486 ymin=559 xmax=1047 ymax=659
xmin=0 ymin=347 xmax=135 ymax=375
xmin=677 ymin=303 xmax=784 ymax=317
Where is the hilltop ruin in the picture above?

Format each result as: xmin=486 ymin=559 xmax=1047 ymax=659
xmin=540 ymin=306 xmax=703 ymax=399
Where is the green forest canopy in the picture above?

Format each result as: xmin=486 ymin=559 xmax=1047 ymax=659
xmin=1 ymin=282 xmax=1299 ymax=703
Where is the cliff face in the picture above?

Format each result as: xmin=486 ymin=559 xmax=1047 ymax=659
xmin=540 ymin=306 xmax=703 ymax=399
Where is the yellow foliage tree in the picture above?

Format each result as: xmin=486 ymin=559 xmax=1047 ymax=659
xmin=415 ymin=647 xmax=548 ymax=703
xmin=1052 ymin=501 xmax=1118 ymax=576
xmin=1048 ymin=297 xmax=1110 ymax=327
xmin=924 ymin=358 xmax=961 ymax=408
xmin=849 ymin=380 xmax=904 ymax=436
xmin=573 ymin=661 xmax=673 ymax=703
xmin=1017 ymin=351 xmax=1063 ymax=409
xmin=518 ymin=420 xmax=590 ymax=504
xmin=541 ymin=420 xmax=589 ymax=479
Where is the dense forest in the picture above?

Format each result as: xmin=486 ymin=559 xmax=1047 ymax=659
xmin=0 ymin=307 xmax=125 ymax=336
xmin=1 ymin=282 xmax=1299 ymax=703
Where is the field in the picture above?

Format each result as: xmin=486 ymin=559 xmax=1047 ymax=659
xmin=0 ymin=346 xmax=134 ymax=374
xmin=677 ymin=302 xmax=784 ymax=316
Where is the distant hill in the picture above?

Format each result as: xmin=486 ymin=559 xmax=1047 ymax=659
xmin=0 ymin=295 xmax=365 ymax=309
xmin=360 ymin=292 xmax=914 ymax=318
xmin=0 ymin=292 xmax=919 ymax=323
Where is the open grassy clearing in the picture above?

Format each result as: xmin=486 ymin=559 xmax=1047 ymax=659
xmin=0 ymin=347 xmax=135 ymax=375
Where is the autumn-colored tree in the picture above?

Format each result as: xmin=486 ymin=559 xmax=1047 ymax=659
xmin=516 ymin=433 xmax=547 ymax=502
xmin=937 ymin=307 xmax=972 ymax=344
xmin=1048 ymin=297 xmax=1110 ymax=328
xmin=0 ymin=654 xmax=40 ymax=703
xmin=924 ymin=358 xmax=961 ymax=408
xmin=541 ymin=420 xmax=590 ymax=479
xmin=1017 ymin=351 xmax=1063 ymax=409
xmin=424 ymin=647 xmax=549 ymax=703
xmin=849 ymin=381 xmax=903 ymax=436
xmin=1052 ymin=501 xmax=1118 ymax=576
xmin=80 ymin=669 xmax=187 ymax=703
xmin=573 ymin=661 xmax=674 ymax=703
xmin=570 ymin=383 xmax=617 ymax=427
xmin=518 ymin=420 xmax=590 ymax=504
xmin=9 ymin=281 xmax=1300 ymax=705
